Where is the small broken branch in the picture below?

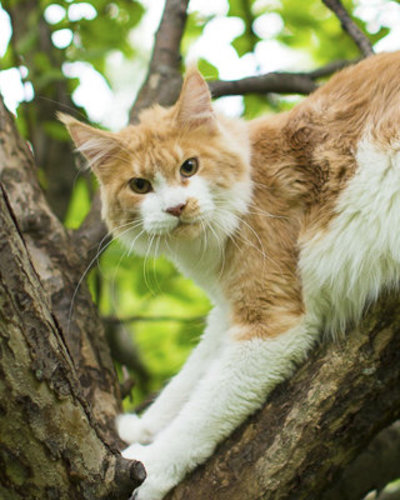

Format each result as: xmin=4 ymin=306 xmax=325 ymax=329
xmin=104 ymin=314 xmax=206 ymax=325
xmin=322 ymin=0 xmax=374 ymax=57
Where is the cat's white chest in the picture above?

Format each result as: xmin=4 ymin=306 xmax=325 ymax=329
xmin=166 ymin=237 xmax=225 ymax=304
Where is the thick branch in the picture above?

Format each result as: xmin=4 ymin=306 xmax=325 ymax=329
xmin=0 ymin=97 xmax=120 ymax=447
xmin=322 ymin=0 xmax=374 ymax=57
xmin=129 ymin=0 xmax=190 ymax=123
xmin=168 ymin=293 xmax=400 ymax=499
xmin=0 ymin=181 xmax=145 ymax=498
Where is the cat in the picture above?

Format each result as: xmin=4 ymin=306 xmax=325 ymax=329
xmin=61 ymin=51 xmax=400 ymax=499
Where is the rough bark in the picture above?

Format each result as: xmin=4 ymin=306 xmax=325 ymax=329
xmin=0 ymin=96 xmax=145 ymax=497
xmin=168 ymin=292 xmax=400 ymax=499
xmin=0 ymin=185 xmax=144 ymax=499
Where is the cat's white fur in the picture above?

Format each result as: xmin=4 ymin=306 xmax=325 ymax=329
xmin=300 ymin=139 xmax=400 ymax=334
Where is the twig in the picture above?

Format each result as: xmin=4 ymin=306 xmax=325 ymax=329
xmin=322 ymin=0 xmax=374 ymax=57
xmin=104 ymin=315 xmax=206 ymax=325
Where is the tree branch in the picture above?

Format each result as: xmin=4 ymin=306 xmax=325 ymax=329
xmin=71 ymin=192 xmax=109 ymax=272
xmin=0 ymin=135 xmax=145 ymax=498
xmin=129 ymin=0 xmax=190 ymax=123
xmin=0 ymin=96 xmax=121 ymax=447
xmin=168 ymin=292 xmax=400 ymax=499
xmin=209 ymin=59 xmax=356 ymax=98
xmin=104 ymin=314 xmax=206 ymax=325
xmin=322 ymin=0 xmax=374 ymax=57
xmin=209 ymin=72 xmax=317 ymax=97
xmin=3 ymin=0 xmax=84 ymax=220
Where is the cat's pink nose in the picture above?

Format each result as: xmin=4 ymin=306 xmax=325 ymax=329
xmin=165 ymin=203 xmax=186 ymax=217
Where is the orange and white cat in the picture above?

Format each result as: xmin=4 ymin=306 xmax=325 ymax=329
xmin=62 ymin=52 xmax=400 ymax=499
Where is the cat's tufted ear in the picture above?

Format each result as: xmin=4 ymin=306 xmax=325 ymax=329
xmin=175 ymin=68 xmax=217 ymax=131
xmin=58 ymin=113 xmax=121 ymax=177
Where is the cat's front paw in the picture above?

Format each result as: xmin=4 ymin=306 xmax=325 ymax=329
xmin=123 ymin=443 xmax=176 ymax=500
xmin=116 ymin=414 xmax=153 ymax=445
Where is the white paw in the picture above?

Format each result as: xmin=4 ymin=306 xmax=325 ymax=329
xmin=116 ymin=414 xmax=153 ymax=445
xmin=123 ymin=443 xmax=176 ymax=500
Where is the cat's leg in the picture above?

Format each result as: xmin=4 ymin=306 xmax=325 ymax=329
xmin=117 ymin=306 xmax=227 ymax=445
xmin=124 ymin=319 xmax=318 ymax=500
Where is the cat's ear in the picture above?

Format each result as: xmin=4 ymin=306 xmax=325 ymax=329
xmin=58 ymin=113 xmax=120 ymax=177
xmin=175 ymin=68 xmax=217 ymax=131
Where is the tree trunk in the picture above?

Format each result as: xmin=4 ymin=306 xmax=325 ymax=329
xmin=0 ymin=97 xmax=145 ymax=498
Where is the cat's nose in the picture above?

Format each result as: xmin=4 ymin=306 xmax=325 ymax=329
xmin=165 ymin=203 xmax=187 ymax=217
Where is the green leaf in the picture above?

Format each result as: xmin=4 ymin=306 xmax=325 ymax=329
xmin=198 ymin=58 xmax=219 ymax=80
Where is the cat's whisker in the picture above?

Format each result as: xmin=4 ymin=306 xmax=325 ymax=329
xmin=67 ymin=222 xmax=140 ymax=336
xmin=143 ymin=234 xmax=157 ymax=296
xmin=204 ymin=221 xmax=226 ymax=279
xmin=152 ymin=235 xmax=163 ymax=294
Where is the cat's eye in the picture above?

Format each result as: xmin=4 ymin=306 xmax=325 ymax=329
xmin=180 ymin=157 xmax=199 ymax=178
xmin=128 ymin=177 xmax=152 ymax=194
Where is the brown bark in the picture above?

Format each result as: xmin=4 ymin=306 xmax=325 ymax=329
xmin=168 ymin=293 xmax=400 ymax=499
xmin=0 ymin=95 xmax=145 ymax=497
xmin=208 ymin=60 xmax=355 ymax=98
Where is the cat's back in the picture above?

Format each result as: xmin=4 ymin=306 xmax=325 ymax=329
xmin=301 ymin=52 xmax=400 ymax=147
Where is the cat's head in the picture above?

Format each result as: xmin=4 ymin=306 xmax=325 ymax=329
xmin=61 ymin=68 xmax=252 ymax=256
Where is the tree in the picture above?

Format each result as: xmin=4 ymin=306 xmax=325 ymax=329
xmin=1 ymin=0 xmax=400 ymax=498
